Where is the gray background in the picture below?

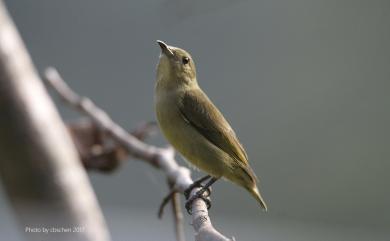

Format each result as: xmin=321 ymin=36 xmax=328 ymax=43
xmin=0 ymin=0 xmax=389 ymax=240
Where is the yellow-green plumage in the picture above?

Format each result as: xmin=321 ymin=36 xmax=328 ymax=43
xmin=154 ymin=40 xmax=267 ymax=210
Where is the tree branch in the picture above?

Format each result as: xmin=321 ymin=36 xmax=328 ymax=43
xmin=0 ymin=1 xmax=110 ymax=241
xmin=44 ymin=67 xmax=234 ymax=241
xmin=66 ymin=119 xmax=157 ymax=172
xmin=169 ymin=180 xmax=186 ymax=241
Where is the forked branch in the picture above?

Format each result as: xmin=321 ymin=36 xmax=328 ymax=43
xmin=44 ymin=67 xmax=234 ymax=241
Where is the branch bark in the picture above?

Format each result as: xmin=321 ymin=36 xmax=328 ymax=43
xmin=0 ymin=1 xmax=110 ymax=241
xmin=66 ymin=119 xmax=157 ymax=172
xmin=44 ymin=67 xmax=234 ymax=241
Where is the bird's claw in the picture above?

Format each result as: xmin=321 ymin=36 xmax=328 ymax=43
xmin=184 ymin=176 xmax=211 ymax=199
xmin=185 ymin=188 xmax=212 ymax=215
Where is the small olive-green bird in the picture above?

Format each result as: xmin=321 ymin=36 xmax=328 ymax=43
xmin=154 ymin=40 xmax=267 ymax=211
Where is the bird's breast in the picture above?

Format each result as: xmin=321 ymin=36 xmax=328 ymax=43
xmin=154 ymin=90 xmax=226 ymax=177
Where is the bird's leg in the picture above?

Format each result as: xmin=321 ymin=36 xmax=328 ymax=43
xmin=184 ymin=175 xmax=212 ymax=199
xmin=159 ymin=175 xmax=212 ymax=218
xmin=185 ymin=177 xmax=219 ymax=214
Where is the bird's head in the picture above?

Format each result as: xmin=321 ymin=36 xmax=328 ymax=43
xmin=156 ymin=40 xmax=197 ymax=89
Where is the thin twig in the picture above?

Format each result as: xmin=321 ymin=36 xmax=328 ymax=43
xmin=67 ymin=119 xmax=157 ymax=172
xmin=158 ymin=188 xmax=177 ymax=219
xmin=43 ymin=67 xmax=234 ymax=241
xmin=169 ymin=180 xmax=186 ymax=241
xmin=131 ymin=121 xmax=158 ymax=141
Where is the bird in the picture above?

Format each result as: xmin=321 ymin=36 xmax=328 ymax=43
xmin=154 ymin=40 xmax=267 ymax=212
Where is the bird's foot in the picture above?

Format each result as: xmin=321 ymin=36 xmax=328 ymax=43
xmin=184 ymin=176 xmax=218 ymax=214
xmin=185 ymin=187 xmax=212 ymax=215
xmin=184 ymin=175 xmax=211 ymax=199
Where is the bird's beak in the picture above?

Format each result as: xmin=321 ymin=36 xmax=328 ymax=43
xmin=157 ymin=40 xmax=174 ymax=57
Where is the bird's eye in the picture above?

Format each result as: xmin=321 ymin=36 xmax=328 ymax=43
xmin=182 ymin=57 xmax=190 ymax=65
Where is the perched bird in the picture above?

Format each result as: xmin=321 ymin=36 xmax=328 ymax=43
xmin=154 ymin=40 xmax=267 ymax=211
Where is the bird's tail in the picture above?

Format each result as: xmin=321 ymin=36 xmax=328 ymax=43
xmin=248 ymin=185 xmax=268 ymax=211
xmin=234 ymin=165 xmax=268 ymax=211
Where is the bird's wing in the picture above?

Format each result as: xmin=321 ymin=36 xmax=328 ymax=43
xmin=178 ymin=89 xmax=249 ymax=166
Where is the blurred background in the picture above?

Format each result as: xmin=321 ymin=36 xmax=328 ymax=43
xmin=1 ymin=0 xmax=389 ymax=240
